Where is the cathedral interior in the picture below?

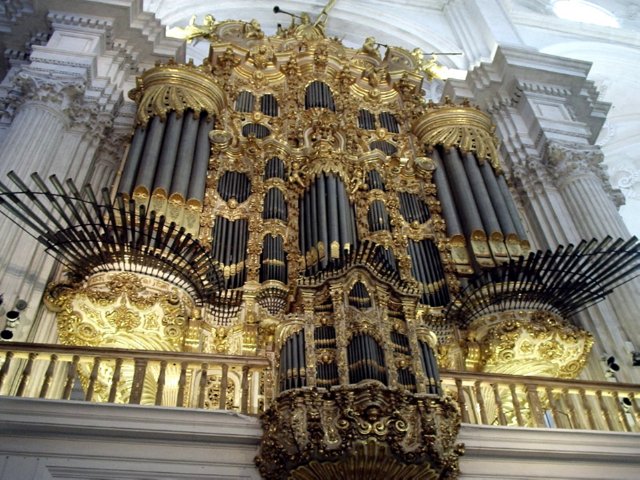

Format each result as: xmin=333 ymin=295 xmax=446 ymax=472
xmin=0 ymin=1 xmax=639 ymax=479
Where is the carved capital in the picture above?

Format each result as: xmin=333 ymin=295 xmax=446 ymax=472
xmin=10 ymin=69 xmax=86 ymax=113
xmin=546 ymin=142 xmax=624 ymax=206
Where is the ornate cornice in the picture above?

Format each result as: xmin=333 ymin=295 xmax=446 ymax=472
xmin=128 ymin=61 xmax=225 ymax=125
xmin=413 ymin=98 xmax=502 ymax=173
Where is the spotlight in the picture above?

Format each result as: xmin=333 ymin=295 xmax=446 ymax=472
xmin=632 ymin=352 xmax=640 ymax=367
xmin=5 ymin=310 xmax=19 ymax=327
xmin=621 ymin=396 xmax=633 ymax=412
xmin=15 ymin=299 xmax=27 ymax=311
xmin=606 ymin=356 xmax=620 ymax=372
xmin=0 ymin=329 xmax=13 ymax=340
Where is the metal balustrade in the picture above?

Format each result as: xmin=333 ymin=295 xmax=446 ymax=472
xmin=0 ymin=342 xmax=272 ymax=414
xmin=441 ymin=370 xmax=640 ymax=432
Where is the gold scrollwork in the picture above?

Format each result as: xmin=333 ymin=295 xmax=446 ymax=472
xmin=413 ymin=99 xmax=502 ymax=173
xmin=129 ymin=62 xmax=225 ymax=126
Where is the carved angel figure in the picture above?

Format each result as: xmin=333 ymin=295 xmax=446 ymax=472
xmin=173 ymin=14 xmax=218 ymax=44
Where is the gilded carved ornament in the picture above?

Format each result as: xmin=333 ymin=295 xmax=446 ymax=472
xmin=128 ymin=62 xmax=225 ymax=126
xmin=413 ymin=99 xmax=502 ymax=173
xmin=46 ymin=272 xmax=197 ymax=352
xmin=256 ymin=383 xmax=463 ymax=479
xmin=464 ymin=310 xmax=593 ymax=379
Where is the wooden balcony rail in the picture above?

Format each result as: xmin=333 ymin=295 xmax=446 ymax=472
xmin=440 ymin=370 xmax=640 ymax=433
xmin=0 ymin=342 xmax=272 ymax=414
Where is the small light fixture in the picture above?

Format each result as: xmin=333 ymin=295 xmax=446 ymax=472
xmin=632 ymin=352 xmax=640 ymax=367
xmin=0 ymin=328 xmax=13 ymax=340
xmin=607 ymin=356 xmax=620 ymax=371
xmin=5 ymin=310 xmax=19 ymax=327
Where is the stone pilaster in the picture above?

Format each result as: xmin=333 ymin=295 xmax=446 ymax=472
xmin=0 ymin=7 xmax=181 ymax=342
xmin=444 ymin=46 xmax=640 ymax=383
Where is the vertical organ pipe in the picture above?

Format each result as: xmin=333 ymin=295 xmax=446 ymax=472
xmin=171 ymin=112 xmax=199 ymax=197
xmin=326 ymin=175 xmax=339 ymax=259
xmin=462 ymin=152 xmax=501 ymax=234
xmin=119 ymin=126 xmax=147 ymax=194
xmin=432 ymin=148 xmax=462 ymax=236
xmin=479 ymin=162 xmax=517 ymax=236
xmin=441 ymin=147 xmax=483 ymax=235
xmin=317 ymin=175 xmax=328 ymax=267
xmin=187 ymin=114 xmax=214 ymax=201
xmin=135 ymin=116 xmax=166 ymax=190
xmin=337 ymin=180 xmax=349 ymax=252
xmin=153 ymin=111 xmax=183 ymax=193
xmin=497 ymin=175 xmax=527 ymax=239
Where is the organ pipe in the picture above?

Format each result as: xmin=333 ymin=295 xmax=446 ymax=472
xmin=187 ymin=114 xmax=214 ymax=202
xmin=431 ymin=148 xmax=462 ymax=236
xmin=135 ymin=116 xmax=166 ymax=192
xmin=119 ymin=125 xmax=146 ymax=195
xmin=153 ymin=111 xmax=184 ymax=193
xmin=440 ymin=147 xmax=484 ymax=235
xmin=171 ymin=112 xmax=200 ymax=197
xmin=462 ymin=152 xmax=501 ymax=234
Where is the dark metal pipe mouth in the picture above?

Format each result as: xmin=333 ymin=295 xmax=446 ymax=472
xmin=0 ymin=329 xmax=13 ymax=340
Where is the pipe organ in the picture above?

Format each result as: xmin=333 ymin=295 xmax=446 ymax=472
xmin=0 ymin=8 xmax=630 ymax=480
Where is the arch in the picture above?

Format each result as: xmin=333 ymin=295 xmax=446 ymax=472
xmin=305 ymin=80 xmax=336 ymax=111
xmin=242 ymin=123 xmax=270 ymax=139
xmin=348 ymin=281 xmax=372 ymax=309
xmin=235 ymin=91 xmax=255 ymax=112
xmin=259 ymin=234 xmax=287 ymax=283
xmin=366 ymin=169 xmax=386 ymax=191
xmin=217 ymin=171 xmax=251 ymax=203
xmin=379 ymin=111 xmax=400 ymax=133
xmin=260 ymin=93 xmax=279 ymax=116
xmin=370 ymin=140 xmax=397 ymax=155
xmin=367 ymin=200 xmax=392 ymax=232
xmin=358 ymin=109 xmax=376 ymax=129
xmin=347 ymin=333 xmax=387 ymax=384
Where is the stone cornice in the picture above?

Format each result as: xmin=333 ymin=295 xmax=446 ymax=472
xmin=445 ymin=46 xmax=611 ymax=129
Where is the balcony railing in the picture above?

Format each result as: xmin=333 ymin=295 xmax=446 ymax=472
xmin=441 ymin=369 xmax=640 ymax=433
xmin=0 ymin=342 xmax=272 ymax=414
xmin=1 ymin=343 xmax=639 ymax=433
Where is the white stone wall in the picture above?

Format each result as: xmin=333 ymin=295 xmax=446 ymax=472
xmin=2 ymin=397 xmax=639 ymax=480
